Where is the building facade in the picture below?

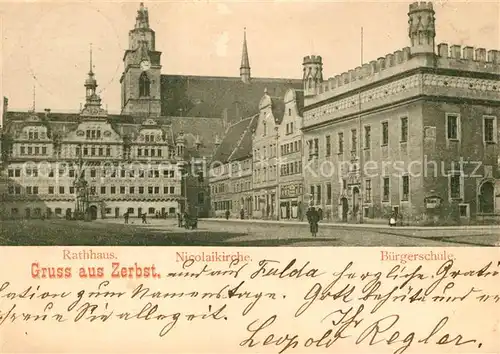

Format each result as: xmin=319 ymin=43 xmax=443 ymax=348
xmin=252 ymin=93 xmax=283 ymax=219
xmin=0 ymin=3 xmax=301 ymax=220
xmin=302 ymin=1 xmax=500 ymax=225
xmin=277 ymin=89 xmax=305 ymax=220
xmin=209 ymin=115 xmax=257 ymax=218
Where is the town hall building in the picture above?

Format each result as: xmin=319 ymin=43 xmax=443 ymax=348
xmin=0 ymin=3 xmax=300 ymax=220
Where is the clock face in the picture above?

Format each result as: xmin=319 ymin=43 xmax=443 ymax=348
xmin=140 ymin=60 xmax=151 ymax=71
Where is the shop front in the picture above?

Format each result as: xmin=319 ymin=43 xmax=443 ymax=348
xmin=279 ymin=182 xmax=304 ymax=220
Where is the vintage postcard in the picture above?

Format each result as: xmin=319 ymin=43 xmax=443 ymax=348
xmin=0 ymin=0 xmax=499 ymax=353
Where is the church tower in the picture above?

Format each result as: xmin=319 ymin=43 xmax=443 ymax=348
xmin=120 ymin=2 xmax=162 ymax=117
xmin=302 ymin=55 xmax=323 ymax=97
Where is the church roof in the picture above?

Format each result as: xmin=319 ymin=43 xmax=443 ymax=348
xmin=160 ymin=75 xmax=302 ymax=121
xmin=228 ymin=114 xmax=259 ymax=162
xmin=211 ymin=115 xmax=256 ymax=164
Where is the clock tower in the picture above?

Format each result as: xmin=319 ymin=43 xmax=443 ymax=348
xmin=120 ymin=2 xmax=162 ymax=117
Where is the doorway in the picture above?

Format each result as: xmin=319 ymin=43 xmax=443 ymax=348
xmin=479 ymin=181 xmax=494 ymax=213
xmin=352 ymin=187 xmax=360 ymax=216
xmin=89 ymin=205 xmax=98 ymax=220
xmin=341 ymin=198 xmax=348 ymax=222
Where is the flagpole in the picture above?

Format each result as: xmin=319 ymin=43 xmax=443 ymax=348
xmin=358 ymin=27 xmax=364 ymax=224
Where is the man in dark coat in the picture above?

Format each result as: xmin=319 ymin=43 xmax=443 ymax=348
xmin=225 ymin=209 xmax=230 ymax=220
xmin=306 ymin=207 xmax=319 ymax=237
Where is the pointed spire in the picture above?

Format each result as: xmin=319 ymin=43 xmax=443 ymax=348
xmin=240 ymin=27 xmax=251 ymax=83
xmin=89 ymin=43 xmax=93 ymax=74
xmin=31 ymin=84 xmax=36 ymax=113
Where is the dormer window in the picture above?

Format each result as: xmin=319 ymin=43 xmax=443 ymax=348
xmin=263 ymin=121 xmax=267 ymax=136
xmin=139 ymin=72 xmax=150 ymax=97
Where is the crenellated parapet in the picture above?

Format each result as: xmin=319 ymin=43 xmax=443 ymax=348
xmin=437 ymin=43 xmax=500 ymax=64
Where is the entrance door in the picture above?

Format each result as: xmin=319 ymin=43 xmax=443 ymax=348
xmin=480 ymin=181 xmax=494 ymax=213
xmin=341 ymin=198 xmax=348 ymax=222
xmin=352 ymin=187 xmax=360 ymax=216
xmin=115 ymin=207 xmax=120 ymax=218
xmin=138 ymin=207 xmax=142 ymax=218
xmin=89 ymin=206 xmax=98 ymax=220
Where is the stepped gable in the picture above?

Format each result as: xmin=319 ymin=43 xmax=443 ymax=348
xmin=160 ymin=75 xmax=302 ymax=120
xmin=228 ymin=114 xmax=259 ymax=161
xmin=211 ymin=116 xmax=255 ymax=164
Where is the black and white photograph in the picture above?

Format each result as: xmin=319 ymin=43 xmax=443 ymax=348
xmin=0 ymin=1 xmax=499 ymax=247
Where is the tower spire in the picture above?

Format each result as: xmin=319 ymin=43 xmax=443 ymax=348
xmin=89 ymin=43 xmax=93 ymax=74
xmin=240 ymin=27 xmax=251 ymax=83
xmin=31 ymin=84 xmax=36 ymax=113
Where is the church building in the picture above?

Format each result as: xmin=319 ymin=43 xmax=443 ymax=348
xmin=0 ymin=3 xmax=300 ymax=220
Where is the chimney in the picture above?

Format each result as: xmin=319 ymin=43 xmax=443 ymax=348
xmin=44 ymin=108 xmax=51 ymax=118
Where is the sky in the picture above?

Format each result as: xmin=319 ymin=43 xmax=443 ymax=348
xmin=0 ymin=0 xmax=499 ymax=115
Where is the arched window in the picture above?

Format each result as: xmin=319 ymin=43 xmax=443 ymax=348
xmin=139 ymin=72 xmax=150 ymax=97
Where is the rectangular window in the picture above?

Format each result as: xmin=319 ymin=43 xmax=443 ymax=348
xmin=326 ymin=183 xmax=332 ymax=204
xmin=154 ymin=186 xmax=160 ymax=194
xmin=69 ymin=187 xmax=75 ymax=194
xmin=314 ymin=138 xmax=319 ymax=156
xmin=338 ymin=132 xmax=344 ymax=154
xmin=402 ymin=175 xmax=409 ymax=201
xmin=139 ymin=186 xmax=144 ymax=194
xmin=110 ymin=186 xmax=116 ymax=194
xmin=364 ymin=126 xmax=371 ymax=149
xmin=48 ymin=186 xmax=54 ymax=194
xmin=91 ymin=169 xmax=96 ymax=178
xmin=129 ymin=187 xmax=135 ymax=194
xmin=382 ymin=122 xmax=389 ymax=145
xmin=101 ymin=186 xmax=106 ymax=194
xmin=351 ymin=129 xmax=357 ymax=153
xmin=449 ymin=173 xmax=462 ymax=199
xmin=15 ymin=169 xmax=21 ymax=177
xmin=365 ymin=179 xmax=372 ymax=202
xmin=148 ymin=186 xmax=153 ymax=194
xmin=483 ymin=116 xmax=497 ymax=143
xmin=325 ymin=135 xmax=331 ymax=157
xmin=120 ymin=186 xmax=126 ymax=194
xmin=170 ymin=186 xmax=175 ymax=194
xmin=382 ymin=177 xmax=390 ymax=202
xmin=446 ymin=114 xmax=460 ymax=140
xmin=59 ymin=186 xmax=65 ymax=194
xmin=400 ymin=117 xmax=408 ymax=142
xmin=8 ymin=169 xmax=13 ymax=177
xmin=316 ymin=185 xmax=321 ymax=204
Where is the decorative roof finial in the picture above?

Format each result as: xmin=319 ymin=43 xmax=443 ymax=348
xmin=89 ymin=43 xmax=93 ymax=74
xmin=31 ymin=84 xmax=36 ymax=113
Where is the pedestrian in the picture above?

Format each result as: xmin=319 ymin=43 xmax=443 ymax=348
xmin=317 ymin=207 xmax=323 ymax=221
xmin=389 ymin=211 xmax=397 ymax=227
xmin=124 ymin=212 xmax=129 ymax=224
xmin=306 ymin=206 xmax=319 ymax=237
xmin=177 ymin=212 xmax=182 ymax=227
xmin=141 ymin=213 xmax=147 ymax=224
xmin=225 ymin=209 xmax=230 ymax=220
xmin=240 ymin=208 xmax=245 ymax=220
